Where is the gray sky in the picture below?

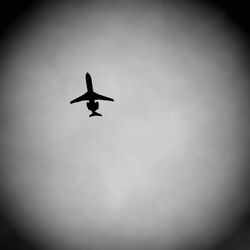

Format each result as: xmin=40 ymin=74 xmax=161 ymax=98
xmin=0 ymin=1 xmax=249 ymax=249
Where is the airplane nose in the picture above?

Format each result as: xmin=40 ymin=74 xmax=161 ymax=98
xmin=86 ymin=72 xmax=91 ymax=80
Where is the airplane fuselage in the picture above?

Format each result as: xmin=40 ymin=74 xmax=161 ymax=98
xmin=86 ymin=73 xmax=93 ymax=93
xmin=85 ymin=73 xmax=100 ymax=115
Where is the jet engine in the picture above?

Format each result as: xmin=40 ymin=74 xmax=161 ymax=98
xmin=95 ymin=102 xmax=99 ymax=110
xmin=87 ymin=101 xmax=99 ymax=111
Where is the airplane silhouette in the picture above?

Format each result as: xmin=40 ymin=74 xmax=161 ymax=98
xmin=70 ymin=73 xmax=114 ymax=117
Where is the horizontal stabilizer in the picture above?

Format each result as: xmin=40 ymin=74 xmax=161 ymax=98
xmin=89 ymin=112 xmax=102 ymax=117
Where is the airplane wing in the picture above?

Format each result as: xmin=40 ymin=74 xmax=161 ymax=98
xmin=70 ymin=92 xmax=89 ymax=104
xmin=93 ymin=92 xmax=114 ymax=101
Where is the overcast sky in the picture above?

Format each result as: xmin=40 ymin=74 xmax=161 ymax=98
xmin=0 ymin=1 xmax=249 ymax=249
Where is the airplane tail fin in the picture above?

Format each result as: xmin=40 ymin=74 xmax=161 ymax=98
xmin=89 ymin=112 xmax=102 ymax=117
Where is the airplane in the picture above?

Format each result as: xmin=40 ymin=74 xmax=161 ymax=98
xmin=70 ymin=72 xmax=114 ymax=117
